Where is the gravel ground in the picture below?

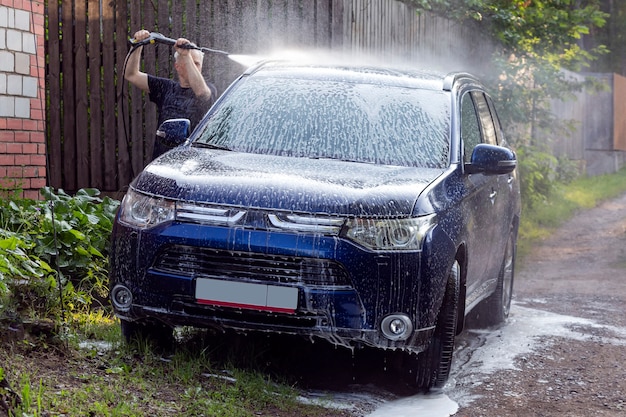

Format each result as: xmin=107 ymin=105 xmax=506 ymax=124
xmin=450 ymin=191 xmax=626 ymax=417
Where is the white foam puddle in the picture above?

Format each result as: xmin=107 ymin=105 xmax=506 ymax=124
xmin=78 ymin=340 xmax=114 ymax=353
xmin=366 ymin=392 xmax=459 ymax=416
xmin=297 ymin=390 xmax=387 ymax=412
xmin=456 ymin=301 xmax=626 ymax=376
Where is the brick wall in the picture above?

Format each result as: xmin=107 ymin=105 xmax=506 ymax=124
xmin=0 ymin=0 xmax=46 ymax=200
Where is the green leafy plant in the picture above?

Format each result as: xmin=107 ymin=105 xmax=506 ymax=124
xmin=0 ymin=187 xmax=120 ymax=321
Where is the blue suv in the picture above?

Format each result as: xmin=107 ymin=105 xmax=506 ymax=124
xmin=109 ymin=61 xmax=520 ymax=390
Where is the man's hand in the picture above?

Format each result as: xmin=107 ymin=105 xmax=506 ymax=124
xmin=174 ymin=38 xmax=193 ymax=56
xmin=132 ymin=29 xmax=151 ymax=44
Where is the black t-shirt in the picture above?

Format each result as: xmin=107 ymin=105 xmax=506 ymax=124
xmin=148 ymin=75 xmax=216 ymax=131
xmin=147 ymin=75 xmax=216 ymax=160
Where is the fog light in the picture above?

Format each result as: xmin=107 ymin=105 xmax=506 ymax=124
xmin=381 ymin=314 xmax=413 ymax=341
xmin=111 ymin=285 xmax=133 ymax=311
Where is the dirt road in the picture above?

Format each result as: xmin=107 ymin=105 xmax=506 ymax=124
xmin=450 ymin=191 xmax=626 ymax=416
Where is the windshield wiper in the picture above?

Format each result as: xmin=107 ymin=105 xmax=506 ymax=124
xmin=193 ymin=142 xmax=232 ymax=151
xmin=309 ymin=155 xmax=376 ymax=164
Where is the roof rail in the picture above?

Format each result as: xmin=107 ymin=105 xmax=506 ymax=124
xmin=443 ymin=72 xmax=476 ymax=91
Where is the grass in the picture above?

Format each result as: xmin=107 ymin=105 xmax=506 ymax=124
xmin=1 ymin=323 xmax=339 ymax=417
xmin=517 ymin=166 xmax=626 ymax=260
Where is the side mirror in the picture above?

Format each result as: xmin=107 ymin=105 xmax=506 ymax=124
xmin=155 ymin=118 xmax=190 ymax=149
xmin=465 ymin=143 xmax=517 ymax=175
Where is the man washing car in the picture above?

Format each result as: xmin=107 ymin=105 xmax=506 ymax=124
xmin=125 ymin=29 xmax=217 ymax=160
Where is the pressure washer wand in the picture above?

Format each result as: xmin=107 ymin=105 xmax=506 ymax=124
xmin=129 ymin=32 xmax=229 ymax=56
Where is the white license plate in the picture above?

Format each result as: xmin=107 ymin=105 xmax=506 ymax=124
xmin=195 ymin=278 xmax=298 ymax=314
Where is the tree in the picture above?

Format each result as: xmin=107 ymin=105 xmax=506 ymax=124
xmin=410 ymin=0 xmax=608 ymax=144
xmin=409 ymin=1 xmax=609 ymax=206
xmin=584 ymin=0 xmax=626 ymax=75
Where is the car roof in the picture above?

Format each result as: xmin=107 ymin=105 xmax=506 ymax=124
xmin=243 ymin=60 xmax=479 ymax=92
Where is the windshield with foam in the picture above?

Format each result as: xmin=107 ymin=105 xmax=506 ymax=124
xmin=195 ymin=75 xmax=450 ymax=169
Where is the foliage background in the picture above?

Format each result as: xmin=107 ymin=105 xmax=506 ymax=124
xmin=0 ymin=188 xmax=119 ymax=320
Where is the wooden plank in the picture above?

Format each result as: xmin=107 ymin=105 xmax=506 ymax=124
xmin=102 ymin=0 xmax=117 ymax=191
xmin=227 ymin=0 xmax=240 ymax=55
xmin=286 ymin=0 xmax=301 ymax=46
xmin=157 ymin=0 xmax=172 ymax=78
xmin=198 ymin=0 xmax=215 ymax=91
xmin=129 ymin=0 xmax=144 ymax=174
xmin=74 ymin=0 xmax=89 ymax=190
xmin=211 ymin=0 xmax=229 ymax=93
xmin=614 ymin=74 xmax=626 ymax=151
xmin=301 ymin=0 xmax=315 ymax=48
xmin=342 ymin=0 xmax=352 ymax=52
xmin=47 ymin=0 xmax=62 ymax=188
xmin=61 ymin=0 xmax=76 ymax=191
xmin=240 ymin=1 xmax=258 ymax=54
xmin=367 ymin=0 xmax=373 ymax=53
xmin=257 ymin=0 xmax=271 ymax=52
xmin=272 ymin=0 xmax=288 ymax=50
xmin=88 ymin=0 xmax=103 ymax=190
xmin=315 ymin=0 xmax=331 ymax=47
xmin=222 ymin=0 xmax=242 ymax=89
xmin=143 ymin=0 xmax=158 ymax=165
xmin=186 ymin=0 xmax=198 ymax=42
xmin=116 ymin=0 xmax=132 ymax=189
xmin=172 ymin=1 xmax=184 ymax=42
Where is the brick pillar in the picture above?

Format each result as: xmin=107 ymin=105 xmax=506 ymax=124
xmin=0 ymin=1 xmax=46 ymax=200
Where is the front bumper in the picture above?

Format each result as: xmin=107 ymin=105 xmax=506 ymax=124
xmin=109 ymin=220 xmax=448 ymax=352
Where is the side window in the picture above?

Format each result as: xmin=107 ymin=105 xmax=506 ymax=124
xmin=485 ymin=95 xmax=504 ymax=146
xmin=461 ymin=93 xmax=481 ymax=163
xmin=472 ymin=92 xmax=497 ymax=146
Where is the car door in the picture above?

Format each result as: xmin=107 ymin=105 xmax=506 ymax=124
xmin=461 ymin=90 xmax=502 ymax=306
xmin=485 ymin=92 xmax=518 ymax=264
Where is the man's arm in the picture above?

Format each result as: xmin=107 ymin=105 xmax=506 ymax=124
xmin=124 ymin=30 xmax=150 ymax=92
xmin=182 ymin=54 xmax=212 ymax=99
xmin=175 ymin=39 xmax=212 ymax=100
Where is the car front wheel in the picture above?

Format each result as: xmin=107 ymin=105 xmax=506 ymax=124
xmin=414 ymin=260 xmax=460 ymax=390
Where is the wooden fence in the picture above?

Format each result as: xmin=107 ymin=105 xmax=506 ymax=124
xmin=550 ymin=72 xmax=626 ymax=176
xmin=46 ymin=0 xmax=492 ymax=195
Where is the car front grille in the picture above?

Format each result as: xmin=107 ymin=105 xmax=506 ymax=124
xmin=153 ymin=245 xmax=351 ymax=286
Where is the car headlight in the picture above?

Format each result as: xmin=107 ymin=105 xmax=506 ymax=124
xmin=118 ymin=189 xmax=175 ymax=229
xmin=344 ymin=215 xmax=436 ymax=251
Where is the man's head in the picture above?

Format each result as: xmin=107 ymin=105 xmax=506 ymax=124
xmin=174 ymin=48 xmax=204 ymax=86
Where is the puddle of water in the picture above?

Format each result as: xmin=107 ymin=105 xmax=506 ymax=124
xmin=365 ymin=392 xmax=458 ymax=417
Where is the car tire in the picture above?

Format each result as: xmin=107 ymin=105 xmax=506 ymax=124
xmin=474 ymin=230 xmax=516 ymax=327
xmin=414 ymin=260 xmax=460 ymax=390
xmin=120 ymin=319 xmax=174 ymax=349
